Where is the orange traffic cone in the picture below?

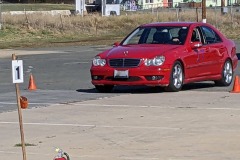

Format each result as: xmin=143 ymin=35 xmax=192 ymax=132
xmin=28 ymin=74 xmax=37 ymax=91
xmin=231 ymin=76 xmax=240 ymax=93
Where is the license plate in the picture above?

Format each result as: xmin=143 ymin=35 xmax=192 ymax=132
xmin=114 ymin=70 xmax=129 ymax=78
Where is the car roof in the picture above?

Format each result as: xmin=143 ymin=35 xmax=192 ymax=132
xmin=140 ymin=22 xmax=205 ymax=27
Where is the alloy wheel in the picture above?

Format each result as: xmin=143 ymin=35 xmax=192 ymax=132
xmin=172 ymin=63 xmax=183 ymax=89
xmin=223 ymin=61 xmax=233 ymax=84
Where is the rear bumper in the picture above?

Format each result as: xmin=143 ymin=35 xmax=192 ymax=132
xmin=90 ymin=66 xmax=171 ymax=86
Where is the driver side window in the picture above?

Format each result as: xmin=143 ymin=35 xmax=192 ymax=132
xmin=201 ymin=26 xmax=222 ymax=44
xmin=191 ymin=28 xmax=201 ymax=43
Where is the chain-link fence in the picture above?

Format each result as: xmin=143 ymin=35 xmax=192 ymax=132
xmin=122 ymin=5 xmax=240 ymax=27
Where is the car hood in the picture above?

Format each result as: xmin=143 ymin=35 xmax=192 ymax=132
xmin=104 ymin=44 xmax=181 ymax=59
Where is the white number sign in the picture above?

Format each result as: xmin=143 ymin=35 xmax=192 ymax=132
xmin=12 ymin=60 xmax=24 ymax=83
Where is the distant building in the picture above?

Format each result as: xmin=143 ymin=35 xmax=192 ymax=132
xmin=134 ymin=0 xmax=237 ymax=9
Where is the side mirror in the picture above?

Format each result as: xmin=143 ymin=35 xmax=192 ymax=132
xmin=113 ymin=42 xmax=120 ymax=47
xmin=190 ymin=41 xmax=202 ymax=49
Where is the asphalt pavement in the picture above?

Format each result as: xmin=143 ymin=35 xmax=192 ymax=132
xmin=0 ymin=42 xmax=240 ymax=160
xmin=0 ymin=45 xmax=121 ymax=113
xmin=1 ymin=43 xmax=239 ymax=113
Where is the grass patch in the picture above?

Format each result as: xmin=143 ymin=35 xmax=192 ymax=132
xmin=14 ymin=143 xmax=37 ymax=147
xmin=1 ymin=3 xmax=74 ymax=12
xmin=0 ymin=5 xmax=239 ymax=48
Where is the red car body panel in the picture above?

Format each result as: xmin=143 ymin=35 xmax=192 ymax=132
xmin=90 ymin=22 xmax=238 ymax=88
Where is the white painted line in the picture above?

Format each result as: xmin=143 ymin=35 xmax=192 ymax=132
xmin=74 ymin=103 xmax=240 ymax=111
xmin=0 ymin=122 xmax=180 ymax=130
xmin=0 ymin=151 xmax=23 ymax=155
xmin=0 ymin=102 xmax=55 ymax=105
xmin=77 ymin=49 xmax=95 ymax=53
xmin=63 ymin=62 xmax=89 ymax=65
xmin=0 ymin=102 xmax=17 ymax=104
xmin=123 ymin=157 xmax=159 ymax=160
xmin=0 ymin=150 xmax=52 ymax=156
xmin=73 ymin=103 xmax=154 ymax=108
xmin=77 ymin=155 xmax=159 ymax=159
xmin=0 ymin=68 xmax=11 ymax=71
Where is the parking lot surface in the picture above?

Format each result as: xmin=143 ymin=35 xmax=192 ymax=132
xmin=0 ymin=91 xmax=240 ymax=160
xmin=0 ymin=42 xmax=240 ymax=159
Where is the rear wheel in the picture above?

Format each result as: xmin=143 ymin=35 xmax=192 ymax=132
xmin=165 ymin=61 xmax=184 ymax=92
xmin=214 ymin=60 xmax=233 ymax=86
xmin=95 ymin=85 xmax=114 ymax=93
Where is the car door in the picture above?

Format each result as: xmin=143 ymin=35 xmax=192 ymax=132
xmin=199 ymin=26 xmax=225 ymax=76
xmin=184 ymin=27 xmax=204 ymax=79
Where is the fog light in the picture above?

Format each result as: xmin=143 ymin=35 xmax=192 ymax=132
xmin=152 ymin=76 xmax=156 ymax=80
xmin=92 ymin=75 xmax=104 ymax=80
xmin=145 ymin=76 xmax=163 ymax=81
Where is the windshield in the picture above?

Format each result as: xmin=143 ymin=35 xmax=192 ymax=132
xmin=122 ymin=26 xmax=189 ymax=45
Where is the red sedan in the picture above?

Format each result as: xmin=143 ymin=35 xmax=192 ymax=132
xmin=90 ymin=22 xmax=238 ymax=92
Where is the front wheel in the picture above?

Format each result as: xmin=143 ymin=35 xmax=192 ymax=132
xmin=214 ymin=60 xmax=233 ymax=86
xmin=95 ymin=85 xmax=114 ymax=93
xmin=165 ymin=61 xmax=184 ymax=92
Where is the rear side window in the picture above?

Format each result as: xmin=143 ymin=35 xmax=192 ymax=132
xmin=201 ymin=26 xmax=222 ymax=44
xmin=169 ymin=28 xmax=179 ymax=38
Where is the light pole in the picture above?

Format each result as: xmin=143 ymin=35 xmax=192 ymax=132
xmin=0 ymin=0 xmax=2 ymax=30
xmin=221 ymin=0 xmax=225 ymax=15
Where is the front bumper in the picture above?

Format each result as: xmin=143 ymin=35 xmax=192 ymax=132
xmin=90 ymin=66 xmax=171 ymax=86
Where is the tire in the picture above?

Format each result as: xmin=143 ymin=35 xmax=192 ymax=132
xmin=95 ymin=85 xmax=114 ymax=93
xmin=214 ymin=60 xmax=233 ymax=86
xmin=165 ymin=61 xmax=184 ymax=92
xmin=64 ymin=152 xmax=70 ymax=160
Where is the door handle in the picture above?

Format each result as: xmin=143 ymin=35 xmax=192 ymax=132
xmin=205 ymin=47 xmax=210 ymax=53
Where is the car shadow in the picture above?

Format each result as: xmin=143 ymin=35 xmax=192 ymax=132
xmin=76 ymin=86 xmax=165 ymax=94
xmin=76 ymin=82 xmax=215 ymax=94
xmin=76 ymin=88 xmax=98 ymax=93
xmin=182 ymin=82 xmax=215 ymax=91
xmin=114 ymin=86 xmax=165 ymax=93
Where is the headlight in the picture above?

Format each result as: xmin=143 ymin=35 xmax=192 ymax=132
xmin=144 ymin=56 xmax=165 ymax=66
xmin=93 ymin=56 xmax=106 ymax=66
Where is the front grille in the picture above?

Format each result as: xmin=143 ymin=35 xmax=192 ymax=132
xmin=109 ymin=59 xmax=141 ymax=68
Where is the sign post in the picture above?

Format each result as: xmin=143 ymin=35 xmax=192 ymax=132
xmin=202 ymin=0 xmax=206 ymax=23
xmin=12 ymin=54 xmax=27 ymax=160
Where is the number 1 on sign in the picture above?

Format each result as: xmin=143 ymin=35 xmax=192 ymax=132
xmin=15 ymin=66 xmax=20 ymax=80
xmin=12 ymin=60 xmax=24 ymax=83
